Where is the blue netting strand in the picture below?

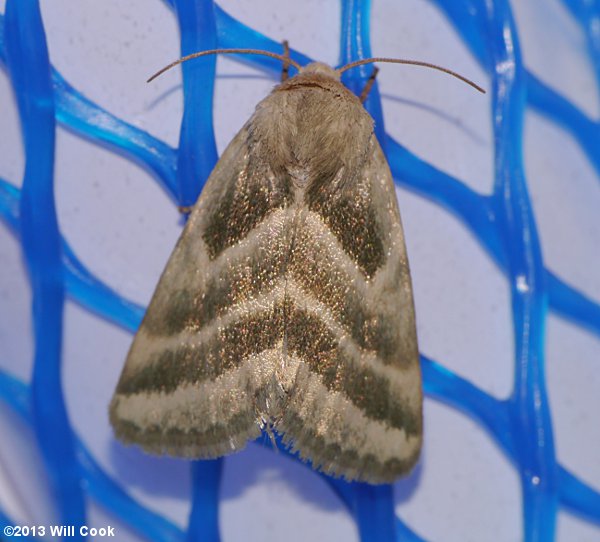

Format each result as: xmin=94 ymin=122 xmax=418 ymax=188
xmin=173 ymin=1 xmax=222 ymax=536
xmin=174 ymin=0 xmax=219 ymax=207
xmin=526 ymin=72 xmax=600 ymax=178
xmin=340 ymin=0 xmax=386 ymax=147
xmin=434 ymin=0 xmax=600 ymax=182
xmin=486 ymin=2 xmax=558 ymax=539
xmin=76 ymin=443 xmax=185 ymax=542
xmin=0 ymin=370 xmax=185 ymax=542
xmin=53 ymin=69 xmax=179 ymax=200
xmin=3 ymin=0 xmax=85 ymax=534
xmin=187 ymin=460 xmax=222 ymax=542
xmin=0 ymin=0 xmax=599 ymax=541
xmin=562 ymin=0 xmax=600 ymax=92
xmin=0 ymin=179 xmax=144 ymax=334
xmin=352 ymin=483 xmax=396 ymax=542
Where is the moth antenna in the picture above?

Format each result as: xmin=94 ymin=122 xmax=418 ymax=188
xmin=147 ymin=48 xmax=303 ymax=83
xmin=359 ymin=67 xmax=379 ymax=103
xmin=338 ymin=57 xmax=485 ymax=94
xmin=281 ymin=40 xmax=291 ymax=82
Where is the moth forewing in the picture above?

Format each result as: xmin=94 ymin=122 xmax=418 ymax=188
xmin=110 ymin=61 xmax=421 ymax=484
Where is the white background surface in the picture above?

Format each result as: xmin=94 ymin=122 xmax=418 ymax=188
xmin=0 ymin=1 xmax=599 ymax=541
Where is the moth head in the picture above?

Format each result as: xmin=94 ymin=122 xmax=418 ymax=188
xmin=299 ymin=62 xmax=340 ymax=81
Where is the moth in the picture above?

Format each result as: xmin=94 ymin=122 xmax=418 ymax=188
xmin=110 ymin=48 xmax=483 ymax=484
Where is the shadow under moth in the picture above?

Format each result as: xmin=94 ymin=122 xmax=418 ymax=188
xmin=109 ymin=48 xmax=483 ymax=484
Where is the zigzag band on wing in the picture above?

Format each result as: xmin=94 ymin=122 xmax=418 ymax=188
xmin=124 ymin=278 xmax=416 ymax=388
xmin=279 ymin=137 xmax=421 ymax=481
xmin=202 ymin=138 xmax=293 ymax=260
xmin=116 ymin=285 xmax=420 ymax=436
xmin=111 ymin=349 xmax=419 ymax=469
xmin=110 ymin=125 xmax=290 ymax=457
xmin=140 ymin=206 xmax=409 ymax=366
xmin=277 ymin=361 xmax=421 ymax=483
xmin=289 ymin=211 xmax=413 ymax=367
xmin=111 ymin=350 xmax=281 ymax=457
xmin=141 ymin=207 xmax=294 ymax=338
xmin=306 ymin=180 xmax=385 ymax=279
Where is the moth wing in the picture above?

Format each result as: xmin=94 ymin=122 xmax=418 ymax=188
xmin=110 ymin=124 xmax=294 ymax=458
xmin=278 ymin=136 xmax=422 ymax=483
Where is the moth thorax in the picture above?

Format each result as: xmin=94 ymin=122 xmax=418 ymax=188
xmin=287 ymin=164 xmax=311 ymax=188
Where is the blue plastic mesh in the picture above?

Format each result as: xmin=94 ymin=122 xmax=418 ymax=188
xmin=0 ymin=1 xmax=599 ymax=541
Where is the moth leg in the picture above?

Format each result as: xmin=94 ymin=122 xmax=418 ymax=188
xmin=177 ymin=204 xmax=194 ymax=215
xmin=359 ymin=66 xmax=379 ymax=103
xmin=262 ymin=420 xmax=279 ymax=451
xmin=281 ymin=40 xmax=291 ymax=82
